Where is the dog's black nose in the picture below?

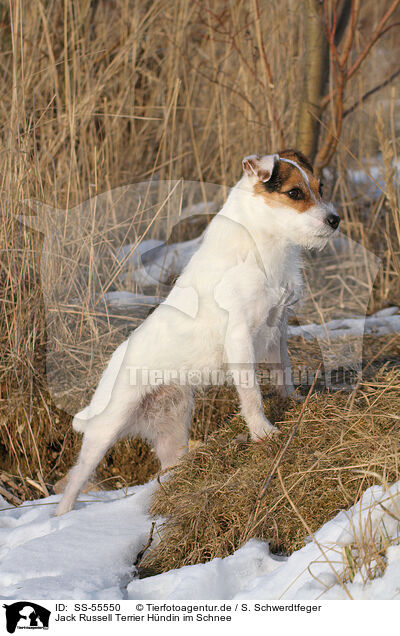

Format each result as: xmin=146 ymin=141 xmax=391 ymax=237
xmin=326 ymin=213 xmax=340 ymax=229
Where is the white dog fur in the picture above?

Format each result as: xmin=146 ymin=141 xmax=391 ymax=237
xmin=56 ymin=149 xmax=339 ymax=516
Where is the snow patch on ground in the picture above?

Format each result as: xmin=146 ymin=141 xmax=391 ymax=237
xmin=1 ymin=477 xmax=400 ymax=600
xmin=127 ymin=540 xmax=283 ymax=600
xmin=288 ymin=306 xmax=400 ymax=340
xmin=0 ymin=481 xmax=157 ymax=600
xmin=118 ymin=235 xmax=204 ymax=287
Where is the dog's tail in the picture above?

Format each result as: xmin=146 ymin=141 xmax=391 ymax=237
xmin=71 ymin=337 xmax=134 ymax=433
xmin=72 ymin=407 xmax=93 ymax=433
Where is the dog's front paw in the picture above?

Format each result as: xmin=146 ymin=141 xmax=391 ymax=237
xmin=290 ymin=390 xmax=305 ymax=402
xmin=277 ymin=384 xmax=305 ymax=402
xmin=249 ymin=418 xmax=280 ymax=442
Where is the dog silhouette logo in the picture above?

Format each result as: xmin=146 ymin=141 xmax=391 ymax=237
xmin=3 ymin=602 xmax=50 ymax=633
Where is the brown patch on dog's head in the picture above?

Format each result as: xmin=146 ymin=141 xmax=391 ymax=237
xmin=253 ymin=149 xmax=323 ymax=213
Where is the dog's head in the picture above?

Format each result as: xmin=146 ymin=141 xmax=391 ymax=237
xmin=241 ymin=149 xmax=340 ymax=249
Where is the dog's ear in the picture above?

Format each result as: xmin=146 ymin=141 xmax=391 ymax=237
xmin=242 ymin=154 xmax=279 ymax=182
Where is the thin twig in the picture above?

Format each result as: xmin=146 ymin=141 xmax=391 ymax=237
xmin=343 ymin=66 xmax=400 ymax=119
xmin=134 ymin=521 xmax=156 ymax=567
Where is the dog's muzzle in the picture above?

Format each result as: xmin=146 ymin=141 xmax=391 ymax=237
xmin=325 ymin=213 xmax=340 ymax=230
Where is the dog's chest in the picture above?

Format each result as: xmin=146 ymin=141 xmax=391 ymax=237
xmin=226 ymin=254 xmax=301 ymax=333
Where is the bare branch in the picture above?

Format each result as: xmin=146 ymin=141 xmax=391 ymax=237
xmin=321 ymin=0 xmax=400 ymax=109
xmin=347 ymin=0 xmax=400 ymax=80
xmin=338 ymin=0 xmax=360 ymax=68
xmin=343 ymin=65 xmax=400 ymax=119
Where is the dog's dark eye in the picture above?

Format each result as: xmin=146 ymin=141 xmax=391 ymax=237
xmin=285 ymin=188 xmax=304 ymax=201
xmin=319 ymin=182 xmax=324 ymax=197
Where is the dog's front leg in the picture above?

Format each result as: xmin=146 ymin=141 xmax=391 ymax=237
xmin=268 ymin=310 xmax=296 ymax=398
xmin=224 ymin=324 xmax=279 ymax=441
xmin=234 ymin=376 xmax=279 ymax=441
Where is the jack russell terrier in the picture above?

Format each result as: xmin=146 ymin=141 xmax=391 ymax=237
xmin=56 ymin=149 xmax=340 ymax=516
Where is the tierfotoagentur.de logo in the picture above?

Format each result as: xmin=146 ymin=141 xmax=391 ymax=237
xmin=3 ymin=602 xmax=51 ymax=634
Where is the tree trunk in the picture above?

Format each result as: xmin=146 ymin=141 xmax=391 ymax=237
xmin=296 ymin=0 xmax=330 ymax=162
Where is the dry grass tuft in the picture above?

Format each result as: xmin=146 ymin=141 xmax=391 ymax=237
xmin=139 ymin=366 xmax=400 ymax=574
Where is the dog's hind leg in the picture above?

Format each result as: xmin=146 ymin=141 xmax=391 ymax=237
xmin=55 ymin=384 xmax=193 ymax=516
xmin=54 ymin=382 xmax=139 ymax=517
xmin=54 ymin=414 xmax=125 ymax=516
xmin=55 ymin=337 xmax=140 ymax=516
xmin=141 ymin=385 xmax=194 ymax=470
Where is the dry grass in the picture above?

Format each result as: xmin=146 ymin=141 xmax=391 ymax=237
xmin=0 ymin=0 xmax=399 ymax=532
xmin=139 ymin=366 xmax=400 ymax=574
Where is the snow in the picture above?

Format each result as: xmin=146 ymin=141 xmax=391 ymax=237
xmin=119 ymin=235 xmax=204 ymax=287
xmin=115 ymin=239 xmax=165 ymax=268
xmin=1 ymin=476 xmax=400 ymax=601
xmin=127 ymin=540 xmax=282 ymax=601
xmin=288 ymin=306 xmax=400 ymax=340
xmin=100 ymin=291 xmax=163 ymax=310
xmin=328 ymin=154 xmax=400 ymax=200
xmin=0 ymin=481 xmax=157 ymax=600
